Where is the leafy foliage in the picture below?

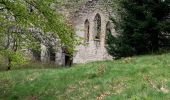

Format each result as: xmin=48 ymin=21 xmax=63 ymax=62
xmin=107 ymin=0 xmax=170 ymax=58
xmin=0 ymin=0 xmax=79 ymax=69
xmin=0 ymin=50 xmax=28 ymax=67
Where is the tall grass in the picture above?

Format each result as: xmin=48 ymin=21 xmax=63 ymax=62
xmin=0 ymin=53 xmax=170 ymax=99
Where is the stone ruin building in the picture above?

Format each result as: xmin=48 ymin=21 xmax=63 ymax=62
xmin=34 ymin=0 xmax=117 ymax=66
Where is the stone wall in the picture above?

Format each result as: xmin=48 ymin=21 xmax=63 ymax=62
xmin=40 ymin=0 xmax=116 ymax=65
xmin=71 ymin=0 xmax=116 ymax=64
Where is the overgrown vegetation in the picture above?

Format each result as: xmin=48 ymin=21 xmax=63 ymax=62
xmin=0 ymin=53 xmax=170 ymax=99
xmin=106 ymin=0 xmax=170 ymax=58
xmin=0 ymin=0 xmax=79 ymax=70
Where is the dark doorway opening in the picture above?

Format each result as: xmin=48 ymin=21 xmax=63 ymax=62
xmin=32 ymin=50 xmax=41 ymax=62
xmin=65 ymin=54 xmax=72 ymax=66
xmin=32 ymin=43 xmax=41 ymax=62
xmin=48 ymin=46 xmax=56 ymax=63
xmin=62 ymin=47 xmax=73 ymax=66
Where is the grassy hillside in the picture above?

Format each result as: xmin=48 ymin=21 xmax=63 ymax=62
xmin=0 ymin=53 xmax=170 ymax=100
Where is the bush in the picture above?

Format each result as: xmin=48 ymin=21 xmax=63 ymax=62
xmin=0 ymin=50 xmax=28 ymax=70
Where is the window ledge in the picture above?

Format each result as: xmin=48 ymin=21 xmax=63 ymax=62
xmin=94 ymin=38 xmax=100 ymax=41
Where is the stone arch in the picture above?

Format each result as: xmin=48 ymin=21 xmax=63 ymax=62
xmin=94 ymin=13 xmax=101 ymax=40
xmin=84 ymin=19 xmax=90 ymax=42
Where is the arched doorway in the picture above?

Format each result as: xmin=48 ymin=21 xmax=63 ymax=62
xmin=62 ymin=47 xmax=73 ymax=66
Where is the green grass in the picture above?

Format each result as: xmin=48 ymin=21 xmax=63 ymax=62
xmin=1 ymin=53 xmax=170 ymax=100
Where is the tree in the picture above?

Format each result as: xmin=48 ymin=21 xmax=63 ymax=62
xmin=106 ymin=0 xmax=170 ymax=58
xmin=0 ymin=0 xmax=79 ymax=70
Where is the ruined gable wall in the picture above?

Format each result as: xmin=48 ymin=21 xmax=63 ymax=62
xmin=70 ymin=0 xmax=116 ymax=63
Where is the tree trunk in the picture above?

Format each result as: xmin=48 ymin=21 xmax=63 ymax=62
xmin=7 ymin=58 xmax=11 ymax=70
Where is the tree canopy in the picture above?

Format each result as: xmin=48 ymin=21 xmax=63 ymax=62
xmin=106 ymin=0 xmax=170 ymax=58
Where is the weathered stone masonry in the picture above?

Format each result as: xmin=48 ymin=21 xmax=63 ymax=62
xmin=40 ymin=0 xmax=116 ymax=65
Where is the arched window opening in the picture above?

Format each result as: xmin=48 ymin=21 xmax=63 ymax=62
xmin=106 ymin=21 xmax=112 ymax=39
xmin=105 ymin=21 xmax=112 ymax=45
xmin=94 ymin=13 xmax=101 ymax=40
xmin=84 ymin=19 xmax=90 ymax=42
